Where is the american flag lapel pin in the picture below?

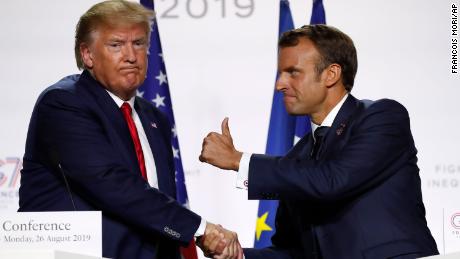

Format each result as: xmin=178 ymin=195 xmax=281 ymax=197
xmin=336 ymin=123 xmax=346 ymax=136
xmin=151 ymin=122 xmax=158 ymax=129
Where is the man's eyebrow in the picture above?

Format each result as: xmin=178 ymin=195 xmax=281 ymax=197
xmin=107 ymin=37 xmax=125 ymax=42
xmin=281 ymin=66 xmax=299 ymax=72
xmin=133 ymin=36 xmax=147 ymax=41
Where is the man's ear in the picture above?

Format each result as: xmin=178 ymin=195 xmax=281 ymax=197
xmin=80 ymin=42 xmax=94 ymax=69
xmin=324 ymin=63 xmax=342 ymax=88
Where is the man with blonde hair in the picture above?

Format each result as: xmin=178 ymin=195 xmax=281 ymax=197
xmin=19 ymin=1 xmax=242 ymax=258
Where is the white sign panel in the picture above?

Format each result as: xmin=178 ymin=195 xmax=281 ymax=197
xmin=0 ymin=211 xmax=102 ymax=257
xmin=443 ymin=208 xmax=460 ymax=254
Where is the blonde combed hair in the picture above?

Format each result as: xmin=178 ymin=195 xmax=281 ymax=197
xmin=74 ymin=0 xmax=155 ymax=70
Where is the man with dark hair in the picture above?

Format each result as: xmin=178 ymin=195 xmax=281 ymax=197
xmin=19 ymin=1 xmax=241 ymax=258
xmin=200 ymin=24 xmax=438 ymax=258
xmin=278 ymin=25 xmax=358 ymax=92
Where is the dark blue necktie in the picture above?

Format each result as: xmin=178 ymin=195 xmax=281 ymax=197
xmin=309 ymin=126 xmax=329 ymax=258
xmin=311 ymin=126 xmax=329 ymax=160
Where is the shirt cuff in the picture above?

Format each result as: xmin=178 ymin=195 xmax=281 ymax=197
xmin=194 ymin=217 xmax=207 ymax=237
xmin=236 ymin=153 xmax=251 ymax=190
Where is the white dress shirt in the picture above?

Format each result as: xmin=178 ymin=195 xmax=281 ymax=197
xmin=107 ymin=91 xmax=207 ymax=237
xmin=107 ymin=91 xmax=159 ymax=188
xmin=236 ymin=93 xmax=349 ymax=190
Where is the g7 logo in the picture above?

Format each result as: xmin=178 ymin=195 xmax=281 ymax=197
xmin=452 ymin=213 xmax=460 ymax=229
xmin=0 ymin=157 xmax=22 ymax=188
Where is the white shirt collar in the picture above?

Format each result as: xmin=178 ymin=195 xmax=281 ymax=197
xmin=311 ymin=93 xmax=349 ymax=134
xmin=106 ymin=90 xmax=135 ymax=108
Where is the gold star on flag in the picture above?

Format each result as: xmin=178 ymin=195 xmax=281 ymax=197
xmin=255 ymin=212 xmax=273 ymax=240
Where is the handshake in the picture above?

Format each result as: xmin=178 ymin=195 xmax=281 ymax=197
xmin=197 ymin=222 xmax=243 ymax=259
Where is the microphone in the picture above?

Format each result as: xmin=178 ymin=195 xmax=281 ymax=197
xmin=49 ymin=150 xmax=77 ymax=211
xmin=57 ymin=163 xmax=77 ymax=211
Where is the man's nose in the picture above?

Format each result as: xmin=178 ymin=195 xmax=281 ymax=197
xmin=123 ymin=44 xmax=137 ymax=63
xmin=275 ymin=74 xmax=287 ymax=91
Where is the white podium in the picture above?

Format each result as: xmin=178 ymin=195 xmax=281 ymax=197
xmin=0 ymin=249 xmax=106 ymax=259
xmin=0 ymin=212 xmax=102 ymax=258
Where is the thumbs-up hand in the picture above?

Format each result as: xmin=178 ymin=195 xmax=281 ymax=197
xmin=199 ymin=117 xmax=243 ymax=171
xmin=221 ymin=117 xmax=231 ymax=138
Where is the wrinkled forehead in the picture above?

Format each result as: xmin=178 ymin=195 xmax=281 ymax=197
xmin=88 ymin=21 xmax=149 ymax=42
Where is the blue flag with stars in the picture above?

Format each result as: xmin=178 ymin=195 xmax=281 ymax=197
xmin=139 ymin=1 xmax=198 ymax=258
xmin=253 ymin=0 xmax=326 ymax=249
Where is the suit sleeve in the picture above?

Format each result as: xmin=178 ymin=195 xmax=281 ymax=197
xmin=36 ymin=89 xmax=200 ymax=244
xmin=248 ymin=100 xmax=415 ymax=202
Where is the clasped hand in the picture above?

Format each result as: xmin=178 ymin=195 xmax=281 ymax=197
xmin=197 ymin=223 xmax=243 ymax=259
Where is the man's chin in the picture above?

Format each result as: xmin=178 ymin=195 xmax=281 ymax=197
xmin=284 ymin=105 xmax=299 ymax=115
xmin=123 ymin=78 xmax=143 ymax=89
xmin=123 ymin=72 xmax=145 ymax=84
xmin=286 ymin=109 xmax=308 ymax=116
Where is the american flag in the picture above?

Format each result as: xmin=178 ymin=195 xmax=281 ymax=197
xmin=139 ymin=1 xmax=198 ymax=258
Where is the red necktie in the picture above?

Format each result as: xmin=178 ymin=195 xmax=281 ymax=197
xmin=120 ymin=102 xmax=148 ymax=180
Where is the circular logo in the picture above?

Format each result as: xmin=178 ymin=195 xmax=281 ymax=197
xmin=451 ymin=213 xmax=460 ymax=229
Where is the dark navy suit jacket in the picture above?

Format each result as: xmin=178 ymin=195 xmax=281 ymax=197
xmin=19 ymin=70 xmax=200 ymax=259
xmin=244 ymin=95 xmax=438 ymax=259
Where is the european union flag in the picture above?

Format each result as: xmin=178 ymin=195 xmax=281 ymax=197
xmin=253 ymin=0 xmax=326 ymax=249
xmin=139 ymin=1 xmax=198 ymax=258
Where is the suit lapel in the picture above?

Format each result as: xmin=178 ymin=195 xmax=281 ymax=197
xmin=135 ymin=98 xmax=174 ymax=196
xmin=77 ymin=71 xmax=141 ymax=176
xmin=77 ymin=71 xmax=176 ymax=197
xmin=318 ymin=95 xmax=361 ymax=160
